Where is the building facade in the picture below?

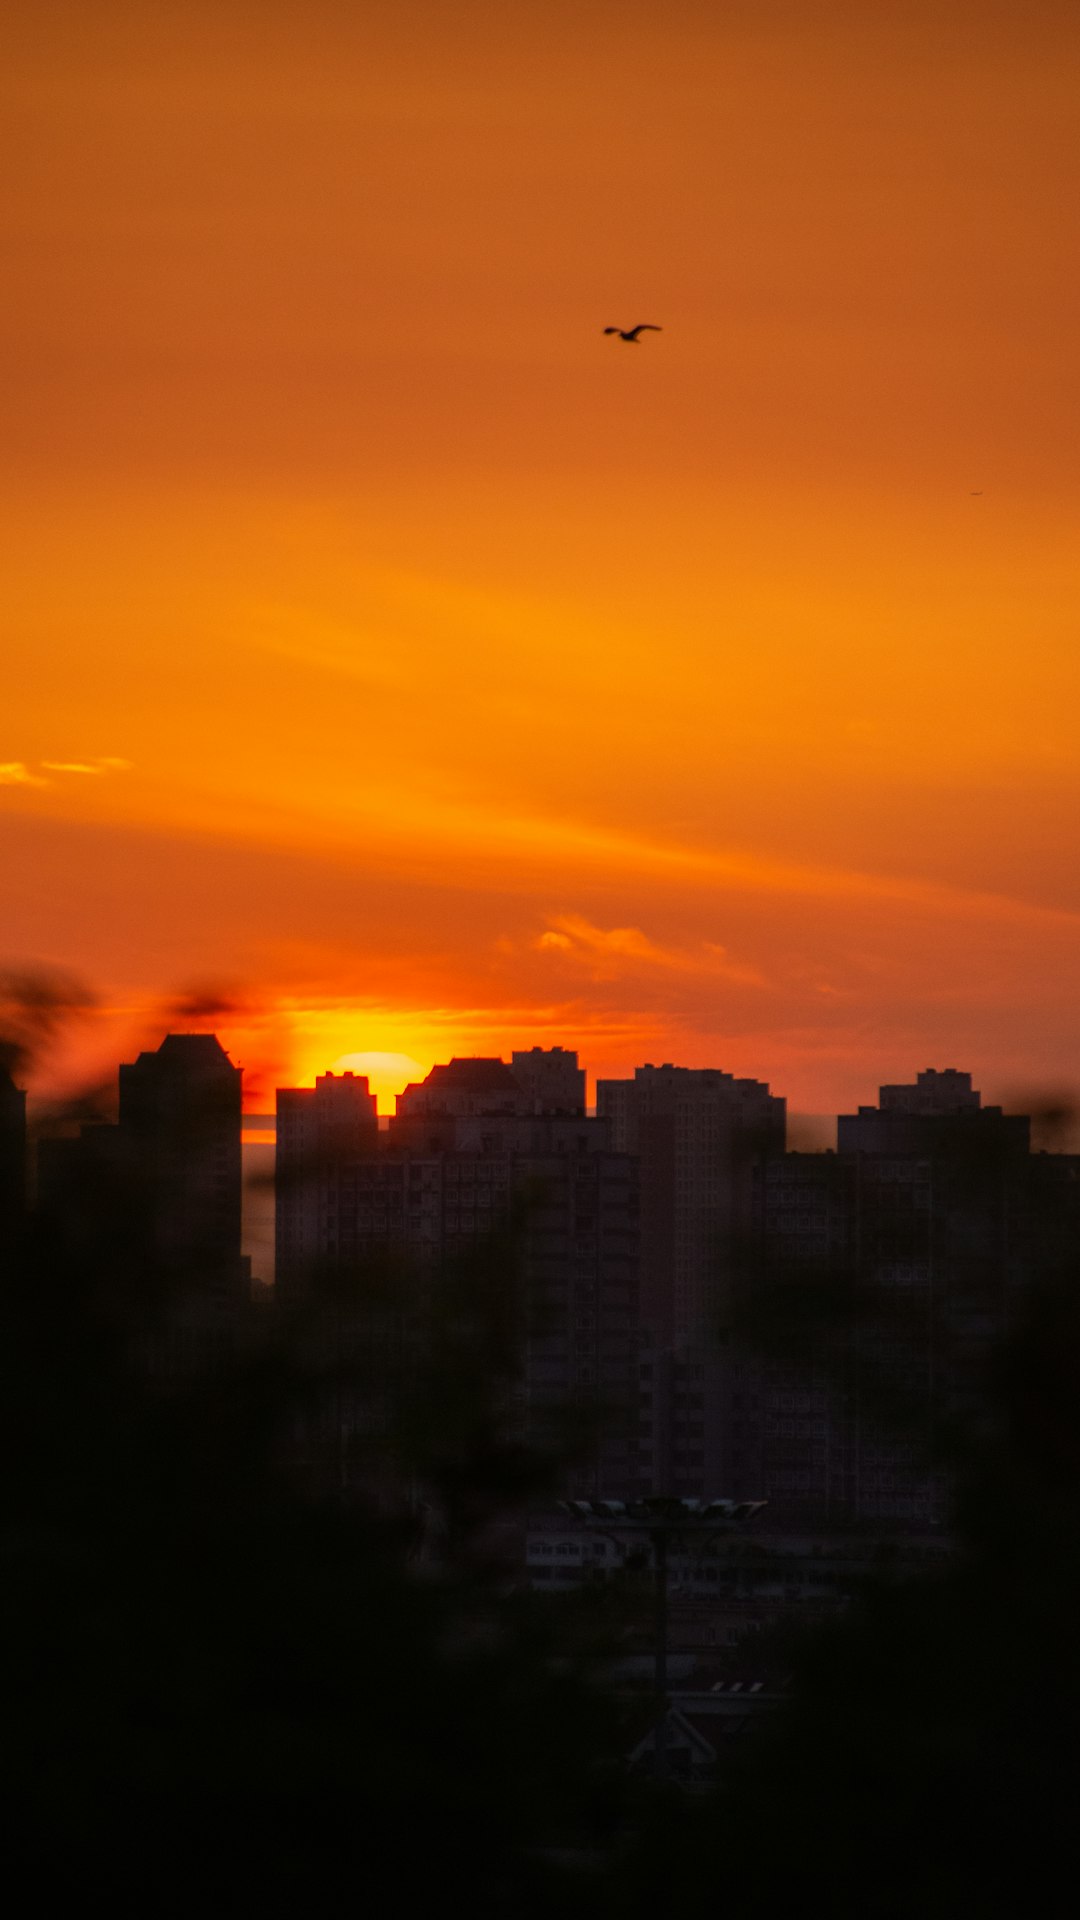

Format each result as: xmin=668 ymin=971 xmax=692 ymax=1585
xmin=35 ymin=1033 xmax=248 ymax=1378
xmin=275 ymin=1052 xmax=642 ymax=1499
xmin=596 ymin=1064 xmax=785 ymax=1498
xmin=0 ymin=1065 xmax=27 ymax=1275
xmin=739 ymin=1069 xmax=1051 ymax=1527
xmin=275 ymin=1070 xmax=380 ymax=1305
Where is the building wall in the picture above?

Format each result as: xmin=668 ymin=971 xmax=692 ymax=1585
xmin=35 ymin=1033 xmax=248 ymax=1381
xmin=275 ymin=1071 xmax=379 ymax=1304
xmin=510 ymin=1046 xmax=586 ymax=1115
xmin=597 ymin=1064 xmax=784 ymax=1499
xmin=0 ymin=1067 xmax=26 ymax=1273
xmin=274 ymin=1070 xmax=643 ymax=1499
xmin=597 ymin=1065 xmax=784 ymax=1350
xmin=118 ymin=1032 xmax=244 ymax=1294
xmin=740 ymin=1072 xmax=1058 ymax=1529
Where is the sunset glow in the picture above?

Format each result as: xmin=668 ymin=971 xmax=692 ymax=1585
xmin=5 ymin=1 xmax=1080 ymax=1112
xmin=329 ymin=1052 xmax=428 ymax=1113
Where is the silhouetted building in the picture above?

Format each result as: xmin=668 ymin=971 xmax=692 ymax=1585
xmin=37 ymin=1033 xmax=248 ymax=1377
xmin=275 ymin=1071 xmax=379 ymax=1305
xmin=736 ymin=1151 xmax=860 ymax=1521
xmin=390 ymin=1048 xmax=586 ymax=1142
xmin=597 ymin=1064 xmax=785 ymax=1498
xmin=597 ymin=1064 xmax=785 ymax=1349
xmin=391 ymin=1058 xmax=638 ymax=1499
xmin=276 ymin=1053 xmax=641 ymax=1498
xmin=0 ymin=1065 xmax=27 ymax=1271
xmin=838 ymin=1067 xmax=1029 ymax=1157
xmin=510 ymin=1046 xmax=586 ymax=1115
xmin=118 ymin=1033 xmax=246 ymax=1295
xmin=739 ymin=1069 xmax=1052 ymax=1528
xmin=398 ymin=1057 xmax=529 ymax=1121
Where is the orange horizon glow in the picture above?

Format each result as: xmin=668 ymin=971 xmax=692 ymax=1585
xmin=5 ymin=1 xmax=1080 ymax=1119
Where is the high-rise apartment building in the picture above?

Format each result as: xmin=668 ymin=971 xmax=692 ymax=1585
xmin=838 ymin=1068 xmax=1028 ymax=1155
xmin=275 ymin=1071 xmax=379 ymax=1304
xmin=597 ymin=1064 xmax=785 ymax=1349
xmin=596 ymin=1064 xmax=785 ymax=1498
xmin=35 ymin=1034 xmax=248 ymax=1377
xmin=118 ymin=1033 xmax=246 ymax=1296
xmin=740 ymin=1069 xmax=1048 ymax=1527
xmin=275 ymin=1052 xmax=642 ymax=1497
xmin=389 ymin=1062 xmax=637 ymax=1490
xmin=0 ymin=1065 xmax=27 ymax=1272
xmin=398 ymin=1057 xmax=529 ymax=1120
xmin=510 ymin=1046 xmax=586 ymax=1115
xmin=736 ymin=1150 xmax=858 ymax=1520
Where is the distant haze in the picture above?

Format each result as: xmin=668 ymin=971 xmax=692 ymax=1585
xmin=786 ymin=1113 xmax=838 ymax=1154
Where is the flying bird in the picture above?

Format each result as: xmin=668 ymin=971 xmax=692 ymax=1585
xmin=603 ymin=324 xmax=662 ymax=343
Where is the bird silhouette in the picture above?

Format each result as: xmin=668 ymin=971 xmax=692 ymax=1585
xmin=603 ymin=324 xmax=662 ymax=343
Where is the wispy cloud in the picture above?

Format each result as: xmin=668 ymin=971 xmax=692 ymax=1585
xmin=537 ymin=920 xmax=678 ymax=968
xmin=536 ymin=915 xmax=766 ymax=985
xmin=2 ymin=756 xmax=133 ymax=789
xmin=322 ymin=782 xmax=1080 ymax=935
xmin=0 ymin=762 xmax=49 ymax=787
xmin=41 ymin=757 xmax=133 ymax=776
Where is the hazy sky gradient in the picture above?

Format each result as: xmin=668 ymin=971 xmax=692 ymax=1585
xmin=4 ymin=0 xmax=1080 ymax=1108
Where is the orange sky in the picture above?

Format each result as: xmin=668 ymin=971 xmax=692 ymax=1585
xmin=4 ymin=0 xmax=1080 ymax=1114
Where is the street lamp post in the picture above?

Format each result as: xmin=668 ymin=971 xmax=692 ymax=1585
xmin=558 ymin=1497 xmax=767 ymax=1781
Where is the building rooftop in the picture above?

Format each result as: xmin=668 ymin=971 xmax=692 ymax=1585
xmin=426 ymin=1058 xmax=520 ymax=1087
xmin=134 ymin=1032 xmax=235 ymax=1066
xmin=398 ymin=1058 xmax=523 ymax=1102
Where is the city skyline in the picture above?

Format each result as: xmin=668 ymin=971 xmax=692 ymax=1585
xmin=18 ymin=1032 xmax=1065 ymax=1526
xmin=9 ymin=996 xmax=1071 ymax=1137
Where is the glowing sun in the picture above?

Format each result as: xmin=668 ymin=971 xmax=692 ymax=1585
xmin=329 ymin=1049 xmax=427 ymax=1112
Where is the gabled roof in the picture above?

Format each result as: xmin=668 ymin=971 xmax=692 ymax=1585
xmin=628 ymin=1707 xmax=718 ymax=1767
xmin=425 ymin=1058 xmax=520 ymax=1090
xmin=157 ymin=1033 xmax=233 ymax=1060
